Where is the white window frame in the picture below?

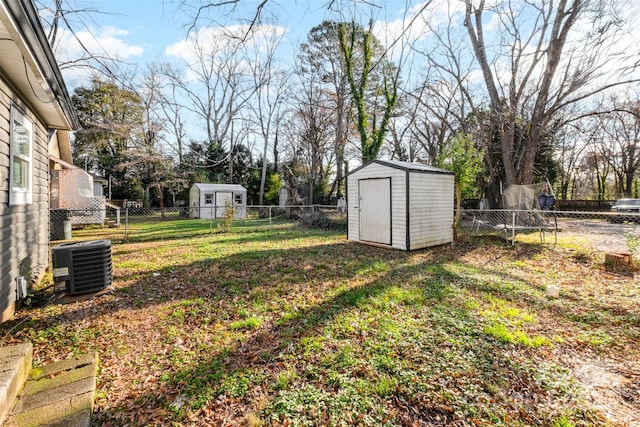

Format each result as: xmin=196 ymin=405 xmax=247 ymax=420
xmin=9 ymin=106 xmax=33 ymax=206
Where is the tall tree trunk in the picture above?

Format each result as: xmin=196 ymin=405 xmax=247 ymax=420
xmin=259 ymin=140 xmax=268 ymax=205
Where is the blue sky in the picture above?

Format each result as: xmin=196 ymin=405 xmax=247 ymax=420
xmin=87 ymin=0 xmax=331 ymax=58
xmin=53 ymin=0 xmax=430 ymax=147
xmin=91 ymin=0 xmax=184 ymax=61
xmin=52 ymin=0 xmax=640 ymax=92
xmin=55 ymin=0 xmax=392 ymax=87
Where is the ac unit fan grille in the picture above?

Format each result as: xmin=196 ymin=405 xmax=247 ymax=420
xmin=69 ymin=247 xmax=112 ymax=294
xmin=52 ymin=240 xmax=113 ymax=295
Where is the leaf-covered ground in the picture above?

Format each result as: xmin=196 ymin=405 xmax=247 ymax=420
xmin=1 ymin=219 xmax=639 ymax=426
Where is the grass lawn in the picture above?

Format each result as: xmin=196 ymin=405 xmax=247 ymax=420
xmin=2 ymin=219 xmax=639 ymax=426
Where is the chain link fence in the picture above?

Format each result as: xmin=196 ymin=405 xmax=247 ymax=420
xmin=49 ymin=205 xmax=347 ymax=242
xmin=459 ymin=208 xmax=640 ymax=252
xmin=50 ymin=205 xmax=640 ymax=253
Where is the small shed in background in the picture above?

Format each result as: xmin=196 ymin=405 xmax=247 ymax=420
xmin=189 ymin=183 xmax=247 ymax=219
xmin=347 ymin=159 xmax=455 ymax=250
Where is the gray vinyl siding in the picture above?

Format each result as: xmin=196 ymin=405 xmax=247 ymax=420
xmin=408 ymin=173 xmax=455 ymax=250
xmin=0 ymin=78 xmax=50 ymax=321
xmin=347 ymin=162 xmax=407 ymax=250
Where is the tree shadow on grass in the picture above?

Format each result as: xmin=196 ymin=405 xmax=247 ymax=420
xmin=92 ymin=240 xmax=574 ymax=424
xmin=106 ymin=249 xmax=576 ymax=426
xmin=100 ymin=257 xmax=471 ymax=425
xmin=4 ymin=237 xmax=464 ymax=413
xmin=3 ymin=235 xmax=594 ymax=425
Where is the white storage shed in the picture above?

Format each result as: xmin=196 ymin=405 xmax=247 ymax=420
xmin=347 ymin=159 xmax=455 ymax=250
xmin=189 ymin=184 xmax=247 ymax=219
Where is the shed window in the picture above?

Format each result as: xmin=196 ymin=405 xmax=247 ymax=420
xmin=234 ymin=193 xmax=242 ymax=205
xmin=9 ymin=107 xmax=33 ymax=205
xmin=204 ymin=193 xmax=214 ymax=204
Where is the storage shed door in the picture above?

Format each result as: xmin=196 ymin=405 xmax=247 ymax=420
xmin=215 ymin=192 xmax=232 ymax=218
xmin=359 ymin=178 xmax=391 ymax=245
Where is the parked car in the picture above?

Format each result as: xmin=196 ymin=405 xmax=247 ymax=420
xmin=609 ymin=198 xmax=640 ymax=223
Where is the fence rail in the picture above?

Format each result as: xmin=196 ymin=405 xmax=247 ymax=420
xmin=50 ymin=206 xmax=640 ymax=253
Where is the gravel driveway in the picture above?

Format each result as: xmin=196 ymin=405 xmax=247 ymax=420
xmin=558 ymin=219 xmax=640 ymax=253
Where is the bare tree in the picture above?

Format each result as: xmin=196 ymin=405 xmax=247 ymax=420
xmin=160 ymin=26 xmax=263 ymax=181
xmin=417 ymin=0 xmax=638 ymax=186
xmin=297 ymin=21 xmax=355 ymax=199
xmin=405 ymin=77 xmax=469 ymax=165
xmin=246 ymin=26 xmax=289 ymax=205
xmin=281 ymin=74 xmax=335 ymax=205
xmin=174 ymin=0 xmax=269 ymax=39
xmin=34 ymin=0 xmax=132 ymax=82
xmin=553 ymin=122 xmax=590 ymax=200
xmin=146 ymin=63 xmax=189 ymax=163
xmin=460 ymin=0 xmax=638 ymax=185
xmin=585 ymin=92 xmax=640 ymax=197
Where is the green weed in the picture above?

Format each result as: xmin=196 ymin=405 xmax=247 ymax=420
xmin=230 ymin=316 xmax=263 ymax=330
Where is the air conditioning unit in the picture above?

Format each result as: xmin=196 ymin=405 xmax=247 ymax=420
xmin=52 ymin=240 xmax=113 ymax=295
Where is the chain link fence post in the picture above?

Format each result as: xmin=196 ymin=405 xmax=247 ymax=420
xmin=124 ymin=207 xmax=129 ymax=241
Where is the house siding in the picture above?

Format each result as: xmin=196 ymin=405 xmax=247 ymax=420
xmin=0 ymin=78 xmax=50 ymax=321
xmin=347 ymin=162 xmax=407 ymax=250
xmin=408 ymin=172 xmax=455 ymax=250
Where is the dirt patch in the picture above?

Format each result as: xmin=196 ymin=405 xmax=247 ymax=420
xmin=565 ymin=356 xmax=640 ymax=426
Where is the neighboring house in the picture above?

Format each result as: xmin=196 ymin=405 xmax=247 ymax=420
xmin=0 ymin=1 xmax=80 ymax=321
xmin=189 ymin=183 xmax=247 ymax=219
xmin=91 ymin=173 xmax=108 ymax=198
xmin=50 ymin=168 xmax=107 ymax=226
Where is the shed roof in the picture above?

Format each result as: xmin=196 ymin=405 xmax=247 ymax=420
xmin=349 ymin=159 xmax=454 ymax=176
xmin=192 ymin=183 xmax=247 ymax=193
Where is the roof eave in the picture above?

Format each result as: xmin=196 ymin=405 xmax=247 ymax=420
xmin=0 ymin=0 xmax=79 ymax=130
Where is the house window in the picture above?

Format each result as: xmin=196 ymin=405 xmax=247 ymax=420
xmin=9 ymin=107 xmax=33 ymax=205
xmin=204 ymin=193 xmax=214 ymax=204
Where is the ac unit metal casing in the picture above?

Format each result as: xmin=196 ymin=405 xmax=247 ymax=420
xmin=52 ymin=240 xmax=113 ymax=295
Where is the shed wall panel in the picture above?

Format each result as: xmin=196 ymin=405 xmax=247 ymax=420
xmin=408 ymin=173 xmax=454 ymax=249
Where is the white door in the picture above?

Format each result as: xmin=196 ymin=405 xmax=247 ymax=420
xmin=359 ymin=178 xmax=391 ymax=244
xmin=215 ymin=192 xmax=232 ymax=218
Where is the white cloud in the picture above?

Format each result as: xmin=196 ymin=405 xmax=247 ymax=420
xmin=164 ymin=24 xmax=288 ymax=83
xmin=55 ymin=26 xmax=145 ymax=62
xmin=53 ymin=25 xmax=146 ymax=87
xmin=165 ymin=24 xmax=286 ymax=62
